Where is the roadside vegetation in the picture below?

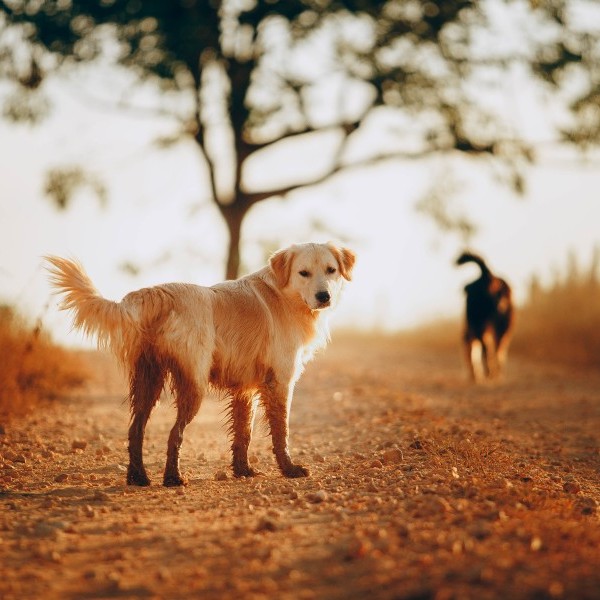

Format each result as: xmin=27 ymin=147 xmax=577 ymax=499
xmin=0 ymin=304 xmax=89 ymax=419
xmin=514 ymin=249 xmax=600 ymax=369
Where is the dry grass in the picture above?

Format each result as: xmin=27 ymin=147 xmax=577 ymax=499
xmin=513 ymin=250 xmax=600 ymax=368
xmin=0 ymin=304 xmax=89 ymax=419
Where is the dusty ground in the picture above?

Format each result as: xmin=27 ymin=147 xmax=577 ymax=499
xmin=1 ymin=334 xmax=600 ymax=600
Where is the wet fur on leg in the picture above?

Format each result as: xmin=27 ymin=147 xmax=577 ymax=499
xmin=45 ymin=243 xmax=355 ymax=485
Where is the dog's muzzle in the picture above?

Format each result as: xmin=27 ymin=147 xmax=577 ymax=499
xmin=315 ymin=291 xmax=331 ymax=308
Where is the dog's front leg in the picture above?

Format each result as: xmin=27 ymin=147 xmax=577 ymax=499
xmin=261 ymin=377 xmax=308 ymax=478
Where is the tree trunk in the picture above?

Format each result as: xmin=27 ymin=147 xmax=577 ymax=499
xmin=218 ymin=200 xmax=251 ymax=280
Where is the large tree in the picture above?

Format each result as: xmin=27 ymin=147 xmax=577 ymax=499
xmin=1 ymin=0 xmax=598 ymax=277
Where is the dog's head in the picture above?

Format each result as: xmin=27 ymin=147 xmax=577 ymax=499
xmin=270 ymin=242 xmax=355 ymax=311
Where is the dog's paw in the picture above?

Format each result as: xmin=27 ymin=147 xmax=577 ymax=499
xmin=127 ymin=466 xmax=151 ymax=487
xmin=282 ymin=464 xmax=309 ymax=478
xmin=163 ymin=472 xmax=188 ymax=487
xmin=233 ymin=465 xmax=262 ymax=478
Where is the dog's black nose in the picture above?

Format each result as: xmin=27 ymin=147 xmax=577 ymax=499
xmin=315 ymin=291 xmax=331 ymax=304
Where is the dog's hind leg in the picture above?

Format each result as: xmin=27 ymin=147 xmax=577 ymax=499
xmin=482 ymin=329 xmax=499 ymax=379
xmin=465 ymin=337 xmax=484 ymax=383
xmin=163 ymin=362 xmax=203 ymax=487
xmin=496 ymin=331 xmax=512 ymax=377
xmin=260 ymin=371 xmax=308 ymax=478
xmin=230 ymin=392 xmax=259 ymax=477
xmin=127 ymin=352 xmax=165 ymax=486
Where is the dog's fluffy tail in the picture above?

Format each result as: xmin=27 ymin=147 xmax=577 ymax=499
xmin=45 ymin=256 xmax=136 ymax=364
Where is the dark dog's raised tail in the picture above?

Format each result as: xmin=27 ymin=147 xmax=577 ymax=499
xmin=455 ymin=251 xmax=490 ymax=276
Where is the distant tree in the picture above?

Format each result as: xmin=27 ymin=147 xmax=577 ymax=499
xmin=1 ymin=0 xmax=598 ymax=277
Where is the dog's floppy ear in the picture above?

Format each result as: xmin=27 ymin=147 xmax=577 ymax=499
xmin=328 ymin=243 xmax=356 ymax=281
xmin=269 ymin=248 xmax=294 ymax=288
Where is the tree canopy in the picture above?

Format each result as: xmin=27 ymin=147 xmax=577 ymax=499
xmin=1 ymin=0 xmax=598 ymax=277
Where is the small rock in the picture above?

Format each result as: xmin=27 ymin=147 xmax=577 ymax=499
xmin=307 ymin=490 xmax=327 ymax=504
xmin=563 ymin=481 xmax=581 ymax=494
xmin=256 ymin=517 xmax=278 ymax=532
xmin=54 ymin=473 xmax=68 ymax=483
xmin=83 ymin=505 xmax=95 ymax=518
xmin=382 ymin=448 xmax=404 ymax=465
xmin=72 ymin=440 xmax=88 ymax=451
xmin=313 ymin=453 xmax=326 ymax=463
xmin=370 ymin=459 xmax=383 ymax=469
xmin=214 ymin=470 xmax=228 ymax=481
xmin=11 ymin=454 xmax=26 ymax=464
xmin=530 ymin=536 xmax=543 ymax=552
xmin=409 ymin=439 xmax=423 ymax=450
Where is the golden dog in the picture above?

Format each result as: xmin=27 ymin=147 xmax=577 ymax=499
xmin=46 ymin=243 xmax=355 ymax=486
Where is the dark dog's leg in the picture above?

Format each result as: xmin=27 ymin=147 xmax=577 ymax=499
xmin=230 ymin=393 xmax=259 ymax=477
xmin=163 ymin=363 xmax=202 ymax=487
xmin=260 ymin=373 xmax=308 ymax=478
xmin=463 ymin=333 xmax=477 ymax=382
xmin=127 ymin=353 xmax=165 ymax=486
xmin=482 ymin=329 xmax=499 ymax=379
xmin=496 ymin=331 xmax=511 ymax=377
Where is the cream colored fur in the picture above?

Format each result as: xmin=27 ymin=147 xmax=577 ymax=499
xmin=45 ymin=242 xmax=355 ymax=486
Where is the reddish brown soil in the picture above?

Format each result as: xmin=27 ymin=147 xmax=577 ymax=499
xmin=1 ymin=334 xmax=600 ymax=600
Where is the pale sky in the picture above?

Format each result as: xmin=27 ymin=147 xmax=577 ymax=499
xmin=1 ymin=61 xmax=599 ymax=347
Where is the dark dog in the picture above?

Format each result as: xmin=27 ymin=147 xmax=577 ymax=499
xmin=456 ymin=251 xmax=514 ymax=381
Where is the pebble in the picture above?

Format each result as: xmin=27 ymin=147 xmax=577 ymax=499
xmin=530 ymin=536 xmax=543 ymax=552
xmin=72 ymin=440 xmax=88 ymax=451
xmin=215 ymin=470 xmax=228 ymax=481
xmin=54 ymin=473 xmax=68 ymax=483
xmin=382 ymin=448 xmax=404 ymax=465
xmin=307 ymin=490 xmax=327 ymax=504
xmin=563 ymin=481 xmax=581 ymax=494
xmin=256 ymin=517 xmax=278 ymax=532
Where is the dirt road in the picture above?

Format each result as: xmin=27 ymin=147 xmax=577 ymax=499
xmin=2 ymin=335 xmax=600 ymax=599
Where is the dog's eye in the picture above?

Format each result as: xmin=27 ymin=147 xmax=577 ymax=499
xmin=299 ymin=270 xmax=310 ymax=278
xmin=326 ymin=266 xmax=336 ymax=274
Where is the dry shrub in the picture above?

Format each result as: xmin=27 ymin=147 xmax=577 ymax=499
xmin=0 ymin=304 xmax=89 ymax=418
xmin=512 ymin=249 xmax=600 ymax=369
